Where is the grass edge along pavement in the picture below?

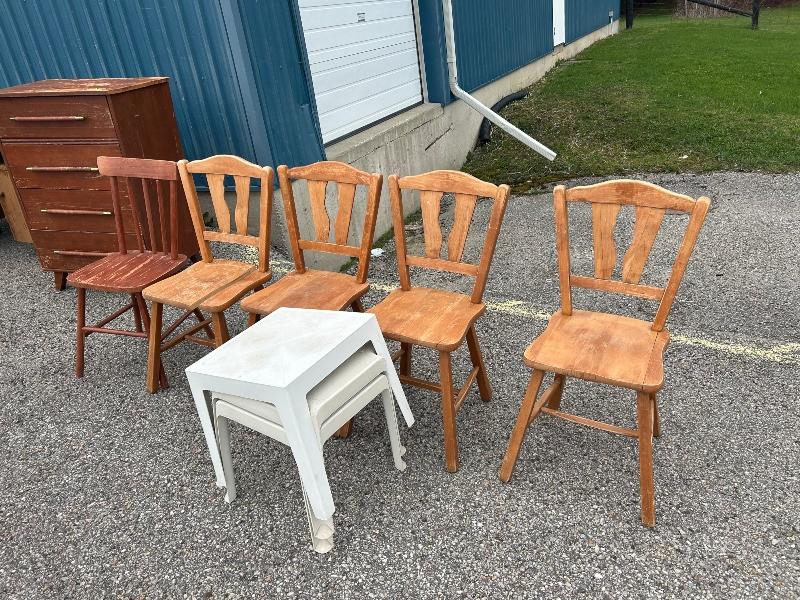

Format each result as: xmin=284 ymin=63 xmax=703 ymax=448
xmin=463 ymin=7 xmax=800 ymax=193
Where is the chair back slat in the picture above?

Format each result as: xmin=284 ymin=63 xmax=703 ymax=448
xmin=108 ymin=176 xmax=127 ymax=254
xmin=177 ymin=155 xmax=273 ymax=272
xmin=448 ymin=193 xmax=478 ymax=262
xmin=233 ymin=175 xmax=250 ymax=235
xmin=307 ymin=179 xmax=330 ymax=242
xmin=420 ymin=190 xmax=444 ymax=258
xmin=141 ymin=178 xmax=159 ymax=252
xmin=206 ymin=173 xmax=230 ymax=234
xmin=554 ymin=179 xmax=710 ymax=332
xmin=156 ymin=179 xmax=169 ymax=254
xmin=591 ymin=203 xmax=622 ymax=279
xmin=621 ymin=206 xmax=666 ymax=284
xmin=390 ymin=170 xmax=510 ymax=304
xmin=279 ymin=161 xmax=382 ymax=284
xmin=124 ymin=177 xmax=146 ymax=252
xmin=334 ymin=183 xmax=357 ymax=245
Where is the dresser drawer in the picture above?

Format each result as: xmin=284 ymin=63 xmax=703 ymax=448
xmin=3 ymin=141 xmax=121 ymax=189
xmin=31 ymin=229 xmax=139 ymax=272
xmin=19 ymin=189 xmax=135 ymax=233
xmin=0 ymin=96 xmax=115 ymax=139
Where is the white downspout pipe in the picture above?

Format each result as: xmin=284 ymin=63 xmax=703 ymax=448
xmin=442 ymin=0 xmax=557 ymax=161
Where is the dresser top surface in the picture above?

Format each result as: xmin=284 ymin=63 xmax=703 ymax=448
xmin=0 ymin=78 xmax=169 ymax=97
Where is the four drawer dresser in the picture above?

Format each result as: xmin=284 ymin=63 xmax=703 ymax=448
xmin=0 ymin=78 xmax=197 ymax=289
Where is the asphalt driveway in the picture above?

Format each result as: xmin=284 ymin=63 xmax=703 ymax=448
xmin=1 ymin=171 xmax=797 ymax=598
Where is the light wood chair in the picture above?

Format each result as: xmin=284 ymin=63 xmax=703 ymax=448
xmin=67 ymin=157 xmax=191 ymax=387
xmin=142 ymin=155 xmax=273 ymax=393
xmin=240 ymin=161 xmax=381 ymax=437
xmin=369 ymin=170 xmax=510 ymax=472
xmin=498 ymin=179 xmax=710 ymax=527
xmin=241 ymin=161 xmax=381 ymax=321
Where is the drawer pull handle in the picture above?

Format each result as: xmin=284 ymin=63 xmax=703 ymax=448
xmin=26 ymin=166 xmax=100 ymax=173
xmin=9 ymin=115 xmax=86 ymax=122
xmin=53 ymin=250 xmax=110 ymax=257
xmin=40 ymin=209 xmax=113 ymax=216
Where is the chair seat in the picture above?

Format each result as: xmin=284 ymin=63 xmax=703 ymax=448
xmin=368 ymin=287 xmax=485 ymax=351
xmin=241 ymin=269 xmax=368 ymax=316
xmin=67 ymin=250 xmax=188 ymax=293
xmin=142 ymin=259 xmax=270 ymax=312
xmin=525 ymin=310 xmax=670 ymax=393
xmin=212 ymin=345 xmax=385 ymax=431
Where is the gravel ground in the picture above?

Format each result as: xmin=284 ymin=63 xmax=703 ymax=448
xmin=1 ymin=171 xmax=798 ymax=599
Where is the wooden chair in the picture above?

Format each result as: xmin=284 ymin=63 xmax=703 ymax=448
xmin=368 ymin=170 xmax=510 ymax=472
xmin=498 ymin=180 xmax=710 ymax=527
xmin=67 ymin=157 xmax=190 ymax=387
xmin=240 ymin=161 xmax=382 ymax=322
xmin=142 ymin=155 xmax=273 ymax=393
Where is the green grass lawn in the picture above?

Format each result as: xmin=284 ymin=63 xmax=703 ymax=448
xmin=463 ymin=6 xmax=800 ymax=192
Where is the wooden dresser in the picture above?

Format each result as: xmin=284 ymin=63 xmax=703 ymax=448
xmin=0 ymin=78 xmax=197 ymax=289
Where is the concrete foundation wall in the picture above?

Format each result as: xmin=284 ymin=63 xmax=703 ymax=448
xmin=208 ymin=20 xmax=619 ymax=270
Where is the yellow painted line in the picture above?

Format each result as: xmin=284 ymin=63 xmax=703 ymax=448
xmin=266 ymin=259 xmax=799 ymax=366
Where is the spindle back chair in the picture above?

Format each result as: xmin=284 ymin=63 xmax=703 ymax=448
xmin=67 ymin=157 xmax=190 ymax=387
xmin=369 ymin=170 xmax=510 ymax=471
xmin=142 ymin=155 xmax=274 ymax=393
xmin=499 ymin=179 xmax=710 ymax=527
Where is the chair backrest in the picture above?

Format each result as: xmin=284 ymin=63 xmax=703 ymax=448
xmin=278 ymin=161 xmax=382 ymax=284
xmin=97 ymin=156 xmax=180 ymax=259
xmin=554 ymin=179 xmax=710 ymax=332
xmin=177 ymin=155 xmax=273 ymax=273
xmin=390 ymin=170 xmax=510 ymax=304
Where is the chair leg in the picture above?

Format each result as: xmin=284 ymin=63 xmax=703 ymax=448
xmin=546 ymin=374 xmax=566 ymax=410
xmin=381 ymin=388 xmax=407 ymax=471
xmin=136 ymin=294 xmax=168 ymax=390
xmin=351 ymin=299 xmax=365 ymax=312
xmin=498 ymin=369 xmax=546 ymax=483
xmin=653 ymin=394 xmax=661 ymax=438
xmin=637 ymin=392 xmax=656 ymax=527
xmin=131 ymin=294 xmax=143 ymax=333
xmin=439 ymin=351 xmax=459 ymax=473
xmin=146 ymin=301 xmax=164 ymax=394
xmin=211 ymin=312 xmax=230 ymax=347
xmin=400 ymin=342 xmax=412 ymax=377
xmin=75 ymin=287 xmax=86 ymax=377
xmin=466 ymin=325 xmax=492 ymax=401
xmin=246 ymin=311 xmax=260 ymax=327
xmin=335 ymin=419 xmax=354 ymax=439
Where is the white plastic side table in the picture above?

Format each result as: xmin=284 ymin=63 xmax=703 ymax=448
xmin=185 ymin=308 xmax=414 ymax=528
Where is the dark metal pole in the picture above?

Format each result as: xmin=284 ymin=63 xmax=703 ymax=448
xmin=752 ymin=0 xmax=760 ymax=28
xmin=626 ymin=0 xmax=634 ymax=28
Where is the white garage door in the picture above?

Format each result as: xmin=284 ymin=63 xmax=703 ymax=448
xmin=299 ymin=0 xmax=424 ymax=144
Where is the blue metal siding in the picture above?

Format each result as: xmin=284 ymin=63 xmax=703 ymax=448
xmin=0 ymin=0 xmax=323 ymax=169
xmin=452 ymin=0 xmax=554 ymax=93
xmin=566 ymin=0 xmax=616 ymax=43
xmin=417 ymin=0 xmax=554 ymax=103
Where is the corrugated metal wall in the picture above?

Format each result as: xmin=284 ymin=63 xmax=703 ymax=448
xmin=452 ymin=0 xmax=554 ymax=93
xmin=565 ymin=0 xmax=616 ymax=43
xmin=418 ymin=0 xmax=554 ymax=103
xmin=0 ymin=0 xmax=323 ymax=168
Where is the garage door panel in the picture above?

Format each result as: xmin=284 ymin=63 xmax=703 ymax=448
xmin=320 ymin=81 xmax=423 ymax=141
xmin=307 ymin=34 xmax=417 ymax=72
xmin=299 ymin=0 xmax=413 ymax=30
xmin=314 ymin=65 xmax=420 ymax=115
xmin=303 ymin=14 xmax=417 ymax=54
xmin=312 ymin=48 xmax=420 ymax=95
xmin=299 ymin=0 xmax=423 ymax=143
